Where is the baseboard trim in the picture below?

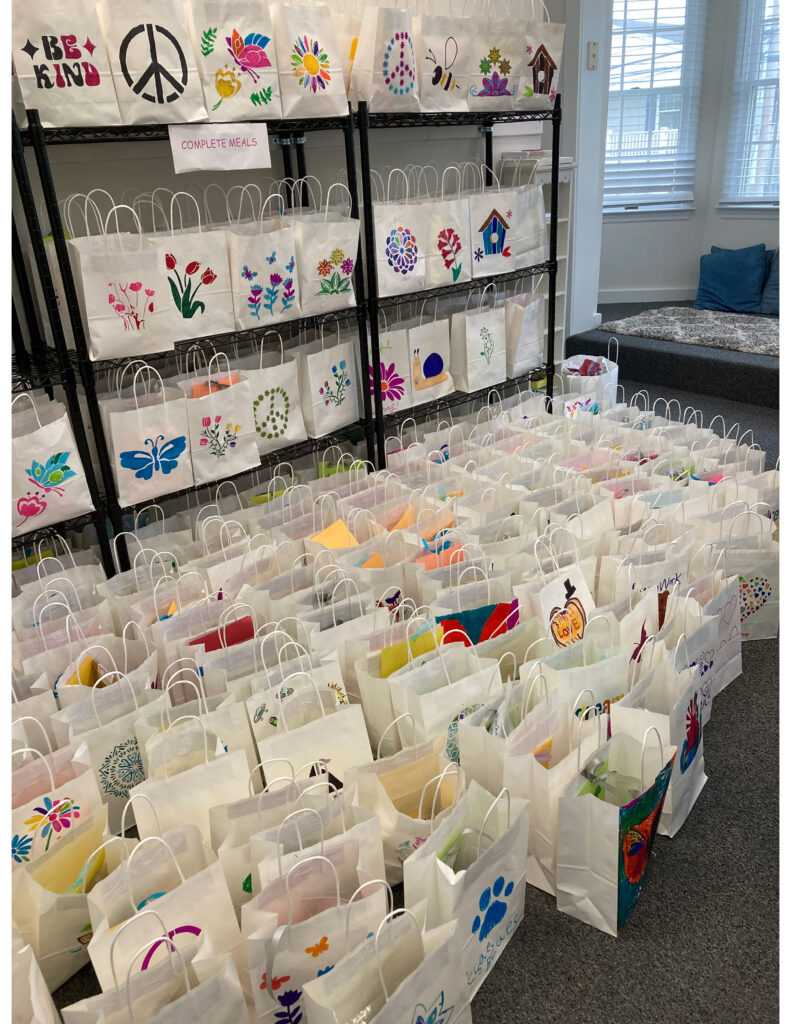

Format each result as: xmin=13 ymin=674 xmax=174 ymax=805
xmin=598 ymin=287 xmax=698 ymax=304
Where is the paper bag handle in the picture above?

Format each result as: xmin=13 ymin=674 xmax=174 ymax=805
xmin=640 ymin=725 xmax=665 ymax=792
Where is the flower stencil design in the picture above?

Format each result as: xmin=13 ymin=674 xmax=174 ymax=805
xmin=316 ymin=248 xmax=354 ymax=295
xmin=291 ymin=35 xmax=331 ymax=91
xmin=108 ymin=281 xmax=154 ymax=331
xmin=24 ymin=797 xmax=81 ymax=852
xmin=385 ymin=226 xmax=418 ymax=275
xmin=370 ymin=362 xmax=404 ymax=404
xmin=472 ymin=45 xmax=513 ymax=97
xmin=479 ymin=326 xmax=495 ymax=364
xmin=12 ymin=834 xmax=33 ymax=864
xmin=437 ymin=227 xmax=463 ymax=281
xmin=16 ymin=491 xmax=47 ymax=528
xmin=199 ymin=415 xmax=242 ymax=458
xmin=98 ymin=737 xmax=144 ymax=799
xmin=320 ymin=361 xmax=351 ymax=407
xmin=166 ymin=255 xmax=217 ymax=319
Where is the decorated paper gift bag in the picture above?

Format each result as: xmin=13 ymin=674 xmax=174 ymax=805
xmin=235 ymin=335 xmax=307 ymax=456
xmin=190 ymin=0 xmax=283 ymax=120
xmin=12 ymin=396 xmax=94 ymax=539
xmin=407 ymin=316 xmax=455 ymax=406
xmin=12 ymin=0 xmax=122 ymax=126
xmin=350 ymin=5 xmax=420 ymax=112
xmin=270 ymin=2 xmax=348 ymax=118
xmin=292 ymin=184 xmax=361 ymax=316
xmin=296 ymin=329 xmax=360 ymax=438
xmin=413 ymin=14 xmax=471 ymax=113
xmin=227 ymin=216 xmax=301 ymax=328
xmin=105 ymin=367 xmax=194 ymax=507
xmin=515 ymin=6 xmax=565 ymax=110
xmin=422 ymin=175 xmax=472 ymax=287
xmin=373 ymin=170 xmax=428 ymax=297
xmin=465 ymin=17 xmax=522 ymax=111
xmin=154 ymin=194 xmax=235 ymax=343
xmin=505 ymin=289 xmax=545 ymax=376
xmin=556 ymin=729 xmax=676 ymax=935
xmin=370 ymin=315 xmax=412 ymax=416
xmin=450 ymin=286 xmax=507 ymax=393
xmin=180 ymin=356 xmax=259 ymax=486
xmin=98 ymin=0 xmax=208 ymax=124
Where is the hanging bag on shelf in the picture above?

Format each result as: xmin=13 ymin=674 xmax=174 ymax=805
xmin=227 ymin=193 xmax=301 ymax=329
xmin=413 ymin=9 xmax=471 ymax=113
xmin=515 ymin=0 xmax=565 ymax=110
xmin=189 ymin=0 xmax=283 ymax=120
xmin=423 ymin=167 xmax=472 ymax=288
xmin=293 ymin=182 xmax=361 ymax=316
xmin=235 ymin=331 xmax=307 ymax=456
xmin=406 ymin=306 xmax=455 ymax=407
xmin=370 ymin=309 xmax=413 ymax=417
xmin=296 ymin=321 xmax=361 ymax=438
xmin=105 ymin=365 xmax=195 ymax=507
xmin=154 ymin=193 xmax=235 ymax=343
xmin=450 ymin=284 xmax=507 ymax=394
xmin=504 ymin=277 xmax=545 ymax=376
xmin=373 ymin=169 xmax=428 ymax=297
xmin=11 ymin=0 xmax=123 ymax=127
xmin=98 ymin=0 xmax=208 ymax=124
xmin=12 ymin=395 xmax=95 ymax=539
xmin=68 ymin=204 xmax=179 ymax=361
xmin=180 ymin=352 xmax=260 ymax=486
xmin=270 ymin=2 xmax=348 ymax=118
xmin=350 ymin=0 xmax=420 ymax=112
xmin=464 ymin=2 xmax=522 ymax=111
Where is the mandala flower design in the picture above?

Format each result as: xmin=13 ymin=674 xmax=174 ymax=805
xmin=98 ymin=737 xmax=144 ymax=799
xmin=12 ymin=833 xmax=33 ymax=864
xmin=385 ymin=226 xmax=419 ymax=275
xmin=330 ymin=248 xmax=344 ymax=266
xmin=480 ymin=57 xmax=492 ymax=74
xmin=370 ymin=362 xmax=405 ymax=403
xmin=340 ymin=258 xmax=354 ymax=275
xmin=481 ymin=71 xmax=510 ymax=96
xmin=499 ymin=58 xmax=511 ymax=75
xmin=291 ymin=36 xmax=331 ymax=92
xmin=318 ymin=259 xmax=333 ymax=277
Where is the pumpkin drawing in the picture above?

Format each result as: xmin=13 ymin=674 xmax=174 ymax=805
xmin=412 ymin=347 xmax=449 ymax=391
xmin=549 ymin=578 xmax=586 ymax=647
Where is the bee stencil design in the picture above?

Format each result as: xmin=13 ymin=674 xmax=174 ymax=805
xmin=425 ymin=36 xmax=459 ymax=92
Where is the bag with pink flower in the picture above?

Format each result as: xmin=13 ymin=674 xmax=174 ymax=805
xmin=12 ymin=395 xmax=95 ymax=539
xmin=179 ymin=354 xmax=259 ymax=486
xmin=67 ymin=204 xmax=180 ymax=361
xmin=292 ymin=182 xmax=361 ymax=317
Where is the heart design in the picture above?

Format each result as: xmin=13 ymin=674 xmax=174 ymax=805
xmin=720 ymin=595 xmax=738 ymax=630
xmin=739 ymin=575 xmax=772 ymax=622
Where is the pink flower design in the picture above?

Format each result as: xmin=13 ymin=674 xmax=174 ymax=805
xmin=370 ymin=362 xmax=405 ymax=403
xmin=114 ymin=303 xmax=125 ymax=312
xmin=129 ymin=282 xmax=142 ymax=292
xmin=201 ymin=417 xmax=211 ymax=427
xmin=145 ymin=289 xmax=155 ymax=296
xmin=108 ymin=293 xmax=115 ymax=303
xmin=341 ymin=258 xmax=354 ymax=276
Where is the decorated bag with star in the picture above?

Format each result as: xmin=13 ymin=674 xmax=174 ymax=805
xmin=464 ymin=20 xmax=523 ymax=112
xmin=514 ymin=12 xmax=565 ymax=111
xmin=270 ymin=2 xmax=347 ymax=118
xmin=11 ymin=0 xmax=122 ymax=126
xmin=12 ymin=395 xmax=94 ymax=540
xmin=350 ymin=6 xmax=420 ymax=113
xmin=190 ymin=0 xmax=283 ymax=120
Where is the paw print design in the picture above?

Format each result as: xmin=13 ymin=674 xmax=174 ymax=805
xmin=471 ymin=876 xmax=513 ymax=942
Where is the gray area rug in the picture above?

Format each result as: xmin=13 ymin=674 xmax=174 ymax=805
xmin=600 ymin=306 xmax=779 ymax=358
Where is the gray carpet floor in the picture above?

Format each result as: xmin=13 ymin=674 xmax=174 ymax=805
xmin=50 ymin=379 xmax=779 ymax=1021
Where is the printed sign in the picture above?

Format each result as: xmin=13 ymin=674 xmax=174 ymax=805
xmin=168 ymin=122 xmax=271 ymax=173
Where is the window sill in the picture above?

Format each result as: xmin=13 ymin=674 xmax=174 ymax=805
xmin=602 ymin=207 xmax=695 ymax=223
xmin=716 ymin=203 xmax=779 ymax=219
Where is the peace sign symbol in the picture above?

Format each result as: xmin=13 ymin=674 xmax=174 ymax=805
xmin=119 ymin=23 xmax=188 ymax=104
xmin=254 ymin=388 xmax=290 ymax=440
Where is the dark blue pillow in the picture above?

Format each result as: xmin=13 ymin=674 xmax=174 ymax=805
xmin=761 ymin=250 xmax=779 ymax=315
xmin=695 ymin=243 xmax=766 ymax=313
xmin=711 ymin=244 xmax=775 ymax=289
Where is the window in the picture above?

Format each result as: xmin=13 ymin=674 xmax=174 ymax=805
xmin=721 ymin=0 xmax=779 ymax=207
xmin=604 ymin=1 xmax=707 ymax=213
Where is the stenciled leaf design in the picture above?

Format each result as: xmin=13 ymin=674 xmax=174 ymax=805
xmin=201 ymin=27 xmax=217 ymax=56
xmin=251 ymin=86 xmax=273 ymax=106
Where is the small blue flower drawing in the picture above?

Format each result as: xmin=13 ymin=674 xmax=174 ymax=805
xmin=471 ymin=876 xmax=514 ymax=942
xmin=12 ymin=833 xmax=33 ymax=863
xmin=412 ymin=990 xmax=454 ymax=1024
xmin=317 ymin=964 xmax=334 ymax=977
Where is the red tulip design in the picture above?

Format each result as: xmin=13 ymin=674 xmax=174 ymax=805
xmin=167 ymin=256 xmax=216 ymax=319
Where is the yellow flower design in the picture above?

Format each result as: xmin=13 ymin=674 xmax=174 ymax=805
xmin=213 ymin=67 xmax=242 ymax=111
xmin=488 ymin=46 xmax=502 ymax=64
xmin=330 ymin=248 xmax=345 ymax=266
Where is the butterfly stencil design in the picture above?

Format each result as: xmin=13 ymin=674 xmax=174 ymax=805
xmin=26 ymin=452 xmax=76 ymax=495
xmin=119 ymin=435 xmax=187 ymax=479
xmin=304 ymin=936 xmax=329 ymax=957
xmin=227 ymin=30 xmax=272 ymax=83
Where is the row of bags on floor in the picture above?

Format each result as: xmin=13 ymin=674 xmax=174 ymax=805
xmin=13 ymin=0 xmax=564 ymax=127
xmin=11 ymin=388 xmax=779 ymax=1020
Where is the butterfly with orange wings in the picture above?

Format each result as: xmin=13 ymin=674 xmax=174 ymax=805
xmin=304 ymin=936 xmax=329 ymax=958
xmin=226 ymin=30 xmax=272 ymax=84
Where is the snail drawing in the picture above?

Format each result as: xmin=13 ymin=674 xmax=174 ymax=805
xmin=412 ymin=347 xmax=449 ymax=391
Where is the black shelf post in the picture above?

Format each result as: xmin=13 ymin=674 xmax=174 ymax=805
xmin=356 ymin=102 xmax=386 ymax=469
xmin=546 ymin=92 xmax=562 ymax=399
xmin=24 ymin=109 xmax=129 ymax=572
xmin=12 ymin=113 xmax=115 ymax=574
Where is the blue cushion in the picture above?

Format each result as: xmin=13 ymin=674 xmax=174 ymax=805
xmin=712 ymin=244 xmax=775 ymax=289
xmin=694 ymin=243 xmax=766 ymax=313
xmin=761 ymin=250 xmax=779 ymax=315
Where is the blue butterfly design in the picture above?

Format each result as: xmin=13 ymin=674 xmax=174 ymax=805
xmin=26 ymin=452 xmax=76 ymax=495
xmin=241 ymin=265 xmax=257 ymax=280
xmin=285 ymin=256 xmax=295 ymax=272
xmin=265 ymin=252 xmax=277 ymax=264
xmin=119 ymin=435 xmax=187 ymax=480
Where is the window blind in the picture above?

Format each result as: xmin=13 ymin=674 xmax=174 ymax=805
xmin=721 ymin=0 xmax=779 ymax=206
xmin=604 ymin=0 xmax=707 ymax=212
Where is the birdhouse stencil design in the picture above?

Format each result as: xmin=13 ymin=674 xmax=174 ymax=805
xmin=527 ymin=43 xmax=556 ymax=96
xmin=478 ymin=209 xmax=511 ymax=258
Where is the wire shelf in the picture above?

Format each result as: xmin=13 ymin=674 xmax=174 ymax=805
xmin=375 ymin=262 xmax=554 ymax=310
xmin=363 ymin=109 xmax=558 ymax=129
xmin=12 ymin=345 xmax=76 ymax=391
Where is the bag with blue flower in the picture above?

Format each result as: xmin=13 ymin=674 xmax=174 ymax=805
xmin=296 ymin=323 xmax=360 ymax=438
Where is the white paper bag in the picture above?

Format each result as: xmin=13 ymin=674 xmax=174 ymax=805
xmin=407 ymin=317 xmax=455 ymax=406
xmin=515 ymin=16 xmax=565 ymax=110
xmin=227 ymin=220 xmax=301 ymax=328
xmin=236 ymin=341 xmax=307 ymax=455
xmin=296 ymin=333 xmax=360 ymax=438
xmin=414 ymin=14 xmax=471 ymax=112
xmin=505 ymin=289 xmax=545 ymax=376
xmin=373 ymin=172 xmax=428 ymax=297
xmin=465 ymin=19 xmax=522 ymax=110
xmin=449 ymin=290 xmax=507 ymax=394
xmin=351 ymin=6 xmax=420 ymax=111
xmin=270 ymin=3 xmax=348 ymax=118
xmin=292 ymin=188 xmax=360 ymax=317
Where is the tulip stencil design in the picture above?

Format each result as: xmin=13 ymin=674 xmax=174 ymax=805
xmin=165 ymin=254 xmax=217 ymax=319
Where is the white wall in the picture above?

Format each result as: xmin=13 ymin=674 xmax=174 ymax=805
xmin=598 ymin=0 xmax=779 ymax=304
